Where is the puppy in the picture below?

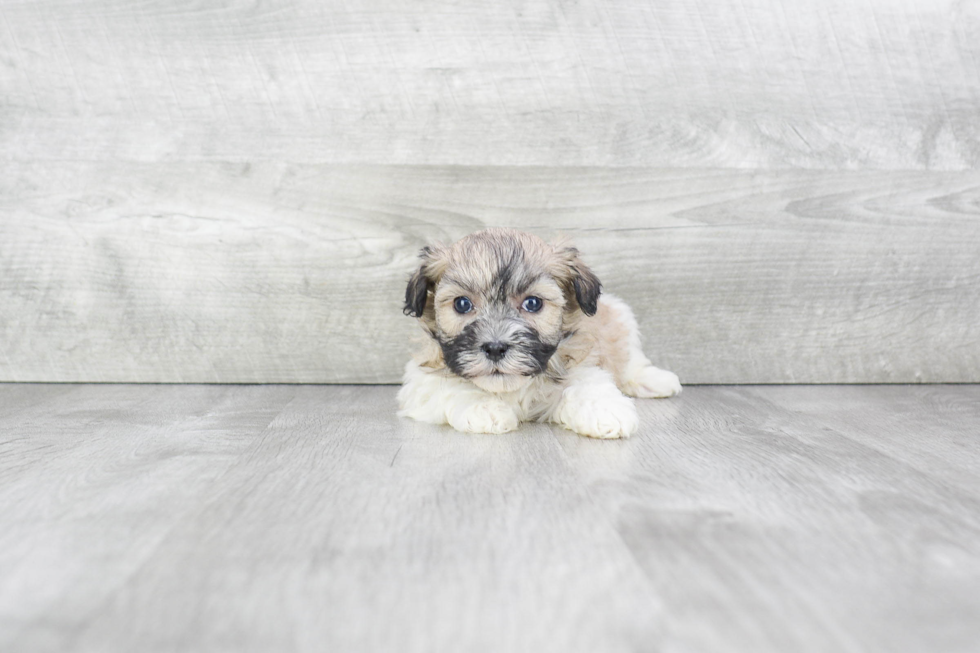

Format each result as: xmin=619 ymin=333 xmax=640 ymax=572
xmin=397 ymin=228 xmax=680 ymax=438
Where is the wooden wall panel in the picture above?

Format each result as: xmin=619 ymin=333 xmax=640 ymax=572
xmin=2 ymin=163 xmax=978 ymax=383
xmin=1 ymin=0 xmax=978 ymax=168
xmin=2 ymin=0 xmax=979 ymax=382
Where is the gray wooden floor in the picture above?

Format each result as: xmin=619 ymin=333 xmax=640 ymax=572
xmin=1 ymin=384 xmax=978 ymax=653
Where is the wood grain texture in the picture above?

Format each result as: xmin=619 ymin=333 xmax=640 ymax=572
xmin=1 ymin=0 xmax=978 ymax=168
xmin=2 ymin=163 xmax=978 ymax=383
xmin=745 ymin=384 xmax=980 ymax=498
xmin=557 ymin=384 xmax=980 ymax=653
xmin=0 ymin=384 xmax=300 ymax=651
xmin=1 ymin=383 xmax=978 ymax=652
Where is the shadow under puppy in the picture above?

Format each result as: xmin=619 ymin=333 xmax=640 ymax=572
xmin=398 ymin=228 xmax=680 ymax=438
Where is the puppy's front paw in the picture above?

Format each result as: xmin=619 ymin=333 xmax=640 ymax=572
xmin=448 ymin=399 xmax=519 ymax=434
xmin=625 ymin=366 xmax=682 ymax=398
xmin=554 ymin=392 xmax=639 ymax=439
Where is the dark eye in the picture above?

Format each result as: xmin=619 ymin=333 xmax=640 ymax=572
xmin=453 ymin=296 xmax=474 ymax=314
xmin=521 ymin=296 xmax=543 ymax=313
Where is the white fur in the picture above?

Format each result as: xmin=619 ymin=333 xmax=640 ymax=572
xmin=398 ymin=295 xmax=677 ymax=439
xmin=548 ymin=365 xmax=639 ymax=439
xmin=398 ymin=359 xmax=640 ymax=438
xmin=397 ymin=362 xmax=520 ymax=434
xmin=602 ymin=293 xmax=682 ymax=399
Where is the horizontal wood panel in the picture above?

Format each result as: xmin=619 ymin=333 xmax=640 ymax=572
xmin=1 ymin=0 xmax=978 ymax=168
xmin=1 ymin=162 xmax=978 ymax=383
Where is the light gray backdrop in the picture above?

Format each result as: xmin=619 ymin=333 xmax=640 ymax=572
xmin=1 ymin=0 xmax=978 ymax=383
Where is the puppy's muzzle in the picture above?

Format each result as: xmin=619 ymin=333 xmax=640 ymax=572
xmin=481 ymin=341 xmax=509 ymax=362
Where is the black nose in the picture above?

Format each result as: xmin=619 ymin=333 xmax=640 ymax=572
xmin=481 ymin=341 xmax=509 ymax=362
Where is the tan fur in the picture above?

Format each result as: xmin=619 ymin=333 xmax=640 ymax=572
xmin=410 ymin=228 xmax=589 ymax=376
xmin=563 ymin=301 xmax=632 ymax=387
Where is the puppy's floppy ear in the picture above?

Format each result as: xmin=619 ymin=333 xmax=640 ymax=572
xmin=403 ymin=245 xmax=447 ymax=318
xmin=572 ymin=261 xmax=602 ymax=316
xmin=404 ymin=266 xmax=430 ymax=317
xmin=551 ymin=241 xmax=602 ymax=317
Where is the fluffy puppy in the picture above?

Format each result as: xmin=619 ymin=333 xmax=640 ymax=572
xmin=397 ymin=228 xmax=680 ymax=439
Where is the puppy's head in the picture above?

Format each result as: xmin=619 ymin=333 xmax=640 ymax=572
xmin=404 ymin=228 xmax=601 ymax=393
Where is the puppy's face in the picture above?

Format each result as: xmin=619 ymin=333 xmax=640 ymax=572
xmin=404 ymin=229 xmax=601 ymax=393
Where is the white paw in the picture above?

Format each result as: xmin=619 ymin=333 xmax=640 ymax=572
xmin=625 ymin=366 xmax=682 ymax=398
xmin=448 ymin=399 xmax=520 ymax=434
xmin=554 ymin=392 xmax=639 ymax=439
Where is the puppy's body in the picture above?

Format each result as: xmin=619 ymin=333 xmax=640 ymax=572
xmin=398 ymin=229 xmax=680 ymax=439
